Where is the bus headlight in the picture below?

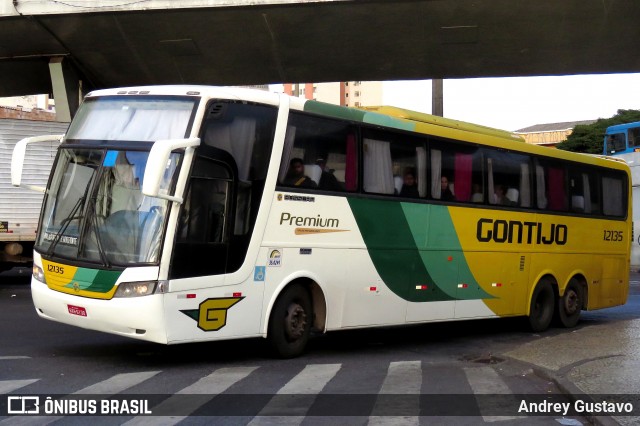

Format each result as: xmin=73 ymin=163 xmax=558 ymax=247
xmin=114 ymin=281 xmax=157 ymax=298
xmin=32 ymin=265 xmax=46 ymax=284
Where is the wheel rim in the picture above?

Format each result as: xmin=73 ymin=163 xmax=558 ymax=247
xmin=563 ymin=289 xmax=579 ymax=315
xmin=284 ymin=302 xmax=307 ymax=341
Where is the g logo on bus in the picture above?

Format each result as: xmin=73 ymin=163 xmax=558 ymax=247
xmin=180 ymin=297 xmax=243 ymax=332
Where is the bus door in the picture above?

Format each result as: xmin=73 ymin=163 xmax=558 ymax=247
xmin=170 ymin=147 xmax=237 ymax=279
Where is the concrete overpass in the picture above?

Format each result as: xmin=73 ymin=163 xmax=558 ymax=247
xmin=1 ymin=0 xmax=640 ymax=120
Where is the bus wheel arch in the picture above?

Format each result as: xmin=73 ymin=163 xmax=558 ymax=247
xmin=557 ymin=275 xmax=586 ymax=328
xmin=528 ymin=275 xmax=557 ymax=333
xmin=266 ymin=278 xmax=326 ymax=358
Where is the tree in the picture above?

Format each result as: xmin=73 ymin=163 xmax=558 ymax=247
xmin=556 ymin=109 xmax=640 ymax=154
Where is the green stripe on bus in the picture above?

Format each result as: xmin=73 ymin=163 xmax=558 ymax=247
xmin=402 ymin=203 xmax=493 ymax=300
xmin=348 ymin=198 xmax=453 ymax=302
xmin=362 ymin=112 xmax=415 ymax=131
xmin=348 ymin=198 xmax=493 ymax=302
xmin=63 ymin=267 xmax=121 ymax=293
xmin=303 ymin=101 xmax=367 ymax=122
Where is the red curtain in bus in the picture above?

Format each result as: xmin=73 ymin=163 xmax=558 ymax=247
xmin=345 ymin=134 xmax=357 ymax=191
xmin=547 ymin=167 xmax=567 ymax=211
xmin=454 ymin=153 xmax=472 ymax=202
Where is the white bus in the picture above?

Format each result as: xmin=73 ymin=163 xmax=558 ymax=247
xmin=12 ymin=86 xmax=631 ymax=357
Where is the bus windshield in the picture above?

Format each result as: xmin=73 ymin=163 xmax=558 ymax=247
xmin=66 ymin=96 xmax=197 ymax=142
xmin=36 ymin=148 xmax=181 ymax=266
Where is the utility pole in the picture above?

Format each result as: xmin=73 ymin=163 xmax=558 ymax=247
xmin=432 ymin=79 xmax=443 ymax=117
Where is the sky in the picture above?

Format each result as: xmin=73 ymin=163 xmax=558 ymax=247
xmin=381 ymin=73 xmax=640 ymax=132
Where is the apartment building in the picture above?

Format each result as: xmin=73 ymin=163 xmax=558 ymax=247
xmin=281 ymin=81 xmax=383 ymax=107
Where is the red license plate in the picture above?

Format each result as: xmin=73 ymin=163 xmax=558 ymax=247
xmin=67 ymin=304 xmax=87 ymax=317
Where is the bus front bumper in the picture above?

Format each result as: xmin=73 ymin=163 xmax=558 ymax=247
xmin=31 ymin=279 xmax=168 ymax=344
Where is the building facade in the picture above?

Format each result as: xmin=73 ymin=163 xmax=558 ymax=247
xmin=281 ymin=81 xmax=383 ymax=107
xmin=514 ymin=120 xmax=595 ymax=148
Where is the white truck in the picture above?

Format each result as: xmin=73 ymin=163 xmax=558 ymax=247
xmin=0 ymin=118 xmax=69 ymax=272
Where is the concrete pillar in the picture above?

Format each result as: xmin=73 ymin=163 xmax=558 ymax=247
xmin=48 ymin=57 xmax=81 ymax=122
xmin=432 ymin=79 xmax=443 ymax=117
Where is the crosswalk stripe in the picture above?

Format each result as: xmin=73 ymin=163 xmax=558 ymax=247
xmin=369 ymin=360 xmax=422 ymax=426
xmin=0 ymin=372 xmax=160 ymax=426
xmin=248 ymin=363 xmax=342 ymax=426
xmin=464 ymin=366 xmax=524 ymax=422
xmin=123 ymin=366 xmax=258 ymax=426
xmin=0 ymin=379 xmax=38 ymax=394
xmin=74 ymin=371 xmax=161 ymax=394
xmin=0 ymin=356 xmax=30 ymax=360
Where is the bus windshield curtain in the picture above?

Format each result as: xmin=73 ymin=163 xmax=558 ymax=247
xmin=73 ymin=109 xmax=192 ymax=141
xmin=363 ymin=138 xmax=394 ymax=194
xmin=454 ymin=153 xmax=472 ymax=202
xmin=204 ymin=117 xmax=256 ymax=181
xmin=547 ymin=167 xmax=566 ymax=211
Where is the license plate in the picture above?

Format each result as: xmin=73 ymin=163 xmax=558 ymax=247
xmin=67 ymin=304 xmax=87 ymax=317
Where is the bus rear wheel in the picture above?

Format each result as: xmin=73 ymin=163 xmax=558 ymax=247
xmin=528 ymin=280 xmax=555 ymax=332
xmin=557 ymin=279 xmax=582 ymax=328
xmin=267 ymin=284 xmax=312 ymax=358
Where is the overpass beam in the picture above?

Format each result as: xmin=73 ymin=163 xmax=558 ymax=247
xmin=48 ymin=57 xmax=80 ymax=122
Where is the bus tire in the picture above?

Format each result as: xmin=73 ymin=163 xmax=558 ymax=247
xmin=557 ymin=279 xmax=582 ymax=328
xmin=528 ymin=279 xmax=555 ymax=332
xmin=267 ymin=284 xmax=312 ymax=358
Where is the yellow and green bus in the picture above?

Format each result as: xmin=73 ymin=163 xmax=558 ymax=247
xmin=12 ymin=86 xmax=631 ymax=357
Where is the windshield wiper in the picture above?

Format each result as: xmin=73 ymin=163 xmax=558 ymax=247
xmin=87 ymin=201 xmax=111 ymax=268
xmin=47 ymin=194 xmax=86 ymax=257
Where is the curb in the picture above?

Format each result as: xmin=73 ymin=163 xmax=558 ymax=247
xmin=528 ymin=363 xmax=620 ymax=426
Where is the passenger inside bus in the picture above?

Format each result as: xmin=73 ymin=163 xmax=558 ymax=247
xmin=399 ymin=167 xmax=419 ymax=198
xmin=316 ymin=158 xmax=343 ymax=191
xmin=283 ymin=158 xmax=318 ymax=188
xmin=471 ymin=183 xmax=483 ymax=202
xmin=440 ymin=176 xmax=455 ymax=201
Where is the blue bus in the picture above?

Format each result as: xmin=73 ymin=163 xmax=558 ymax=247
xmin=603 ymin=121 xmax=640 ymax=155
xmin=604 ymin=121 xmax=640 ymax=268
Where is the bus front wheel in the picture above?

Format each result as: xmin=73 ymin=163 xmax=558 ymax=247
xmin=267 ymin=284 xmax=312 ymax=358
xmin=528 ymin=280 xmax=555 ymax=332
xmin=557 ymin=279 xmax=582 ymax=328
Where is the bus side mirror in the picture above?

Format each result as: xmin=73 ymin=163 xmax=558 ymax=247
xmin=142 ymin=137 xmax=200 ymax=203
xmin=11 ymin=134 xmax=64 ymax=192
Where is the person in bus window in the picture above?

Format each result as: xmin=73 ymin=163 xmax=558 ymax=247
xmin=440 ymin=175 xmax=454 ymax=200
xmin=316 ymin=158 xmax=343 ymax=191
xmin=471 ymin=183 xmax=483 ymax=202
xmin=284 ymin=158 xmax=317 ymax=188
xmin=494 ymin=184 xmax=514 ymax=206
xmin=399 ymin=167 xmax=419 ymax=198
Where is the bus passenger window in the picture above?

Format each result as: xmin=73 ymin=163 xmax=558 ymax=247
xmin=487 ymin=150 xmax=530 ymax=208
xmin=278 ymin=112 xmax=354 ymax=192
xmin=569 ymin=170 xmax=597 ymax=214
xmin=629 ymin=128 xmax=640 ymax=148
xmin=431 ymin=143 xmax=483 ymax=203
xmin=602 ymin=174 xmax=626 ymax=217
xmin=606 ymin=133 xmax=626 ymax=154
